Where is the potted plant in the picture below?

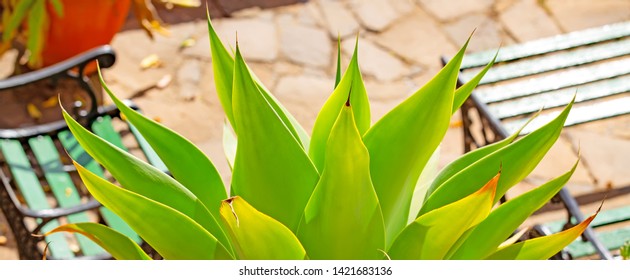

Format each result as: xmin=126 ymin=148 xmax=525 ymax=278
xmin=0 ymin=0 xmax=198 ymax=70
xmin=44 ymin=15 xmax=597 ymax=260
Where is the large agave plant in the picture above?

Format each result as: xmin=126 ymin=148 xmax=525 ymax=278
xmin=46 ymin=16 xmax=596 ymax=260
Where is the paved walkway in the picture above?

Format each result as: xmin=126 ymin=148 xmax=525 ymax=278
xmin=1 ymin=0 xmax=629 ymax=259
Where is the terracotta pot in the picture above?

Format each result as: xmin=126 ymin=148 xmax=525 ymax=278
xmin=42 ymin=0 xmax=131 ymax=68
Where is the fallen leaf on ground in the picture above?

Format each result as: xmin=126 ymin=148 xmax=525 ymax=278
xmin=140 ymin=54 xmax=162 ymax=69
xmin=162 ymin=0 xmax=201 ymax=7
xmin=157 ymin=74 xmax=173 ymax=89
xmin=450 ymin=120 xmax=463 ymax=128
xmin=180 ymin=37 xmax=196 ymax=49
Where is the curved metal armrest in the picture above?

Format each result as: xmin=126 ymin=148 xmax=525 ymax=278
xmin=0 ymin=45 xmax=116 ymax=91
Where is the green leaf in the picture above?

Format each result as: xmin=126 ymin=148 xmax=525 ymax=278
xmin=388 ymin=172 xmax=498 ymax=259
xmin=297 ymin=104 xmax=385 ymax=260
xmin=419 ymin=99 xmax=574 ymax=216
xmin=309 ymin=38 xmax=370 ymax=172
xmin=61 ymin=108 xmax=232 ymax=254
xmin=450 ymin=160 xmax=578 ymax=259
xmin=2 ymin=0 xmax=35 ymax=42
xmin=207 ymin=13 xmax=236 ymax=129
xmin=98 ymin=69 xmax=227 ymax=220
xmin=425 ymin=112 xmax=536 ymax=200
xmin=452 ymin=51 xmax=497 ymax=114
xmin=46 ymin=223 xmax=151 ymax=260
xmin=363 ymin=39 xmax=468 ymax=247
xmin=334 ymin=35 xmax=342 ymax=88
xmin=26 ymin=0 xmax=46 ymax=67
xmin=74 ymin=163 xmax=232 ymax=260
xmin=230 ymin=46 xmax=319 ymax=231
xmin=222 ymin=120 xmax=237 ymax=170
xmin=220 ymin=197 xmax=307 ymax=260
xmin=48 ymin=0 xmax=64 ymax=17
xmin=206 ymin=15 xmax=311 ymax=149
xmin=486 ymin=211 xmax=598 ymax=260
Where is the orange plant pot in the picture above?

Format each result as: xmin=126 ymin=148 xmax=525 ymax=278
xmin=42 ymin=0 xmax=131 ymax=68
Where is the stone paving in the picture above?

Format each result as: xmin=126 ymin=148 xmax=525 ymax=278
xmin=1 ymin=0 xmax=629 ymax=259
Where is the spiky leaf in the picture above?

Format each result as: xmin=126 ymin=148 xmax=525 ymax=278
xmin=297 ymin=104 xmax=385 ymax=260
xmin=220 ymin=197 xmax=307 ymax=260
xmin=46 ymin=223 xmax=151 ymax=260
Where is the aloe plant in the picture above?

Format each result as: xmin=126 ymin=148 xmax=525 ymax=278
xmin=621 ymin=240 xmax=629 ymax=260
xmin=45 ymin=15 xmax=597 ymax=260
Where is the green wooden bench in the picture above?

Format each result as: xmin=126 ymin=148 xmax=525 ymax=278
xmin=444 ymin=21 xmax=630 ymax=260
xmin=0 ymin=46 xmax=167 ymax=259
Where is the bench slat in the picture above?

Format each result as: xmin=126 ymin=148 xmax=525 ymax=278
xmin=489 ymin=75 xmax=630 ymax=119
xmin=503 ymin=96 xmax=630 ymax=135
xmin=0 ymin=140 xmax=74 ymax=259
xmin=565 ymin=228 xmax=630 ymax=259
xmin=461 ymin=21 xmax=630 ymax=69
xmin=58 ymin=130 xmax=141 ymax=243
xmin=462 ymin=39 xmax=630 ymax=85
xmin=129 ymin=123 xmax=168 ymax=172
xmin=29 ymin=136 xmax=104 ymax=256
xmin=475 ymin=58 xmax=630 ymax=103
xmin=92 ymin=116 xmax=127 ymax=151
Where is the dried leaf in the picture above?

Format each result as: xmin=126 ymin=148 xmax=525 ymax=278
xmin=162 ymin=0 xmax=201 ymax=7
xmin=140 ymin=54 xmax=162 ymax=69
xmin=180 ymin=37 xmax=196 ymax=49
xmin=27 ymin=103 xmax=42 ymax=120
xmin=156 ymin=74 xmax=172 ymax=89
xmin=42 ymin=96 xmax=58 ymax=108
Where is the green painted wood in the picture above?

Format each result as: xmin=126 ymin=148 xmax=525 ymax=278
xmin=460 ymin=21 xmax=630 ymax=69
xmin=543 ymin=206 xmax=630 ymax=258
xmin=91 ymin=116 xmax=127 ymax=151
xmin=565 ymin=228 xmax=630 ymax=259
xmin=0 ymin=139 xmax=74 ymax=259
xmin=129 ymin=123 xmax=168 ymax=172
xmin=462 ymin=39 xmax=630 ymax=85
xmin=503 ymin=96 xmax=630 ymax=135
xmin=489 ymin=75 xmax=630 ymax=119
xmin=474 ymin=58 xmax=630 ymax=103
xmin=28 ymin=136 xmax=104 ymax=256
xmin=58 ymin=130 xmax=141 ymax=243
xmin=545 ymin=206 xmax=630 ymax=232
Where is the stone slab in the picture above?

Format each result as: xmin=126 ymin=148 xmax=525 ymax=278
xmin=418 ymin=0 xmax=494 ymax=22
xmin=498 ymin=0 xmax=562 ymax=42
xmin=373 ymin=8 xmax=457 ymax=68
xmin=273 ymin=74 xmax=335 ymax=132
xmin=213 ymin=18 xmax=279 ymax=62
xmin=565 ymin=129 xmax=630 ymax=190
xmin=545 ymin=0 xmax=630 ymax=32
xmin=526 ymin=134 xmax=596 ymax=197
xmin=443 ymin=13 xmax=514 ymax=53
xmin=341 ymin=38 xmax=408 ymax=81
xmin=350 ymin=0 xmax=401 ymax=32
xmin=279 ymin=23 xmax=332 ymax=68
xmin=318 ymin=0 xmax=361 ymax=38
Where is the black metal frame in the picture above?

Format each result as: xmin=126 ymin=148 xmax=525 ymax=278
xmin=445 ymin=57 xmax=614 ymax=260
xmin=0 ymin=45 xmax=157 ymax=259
